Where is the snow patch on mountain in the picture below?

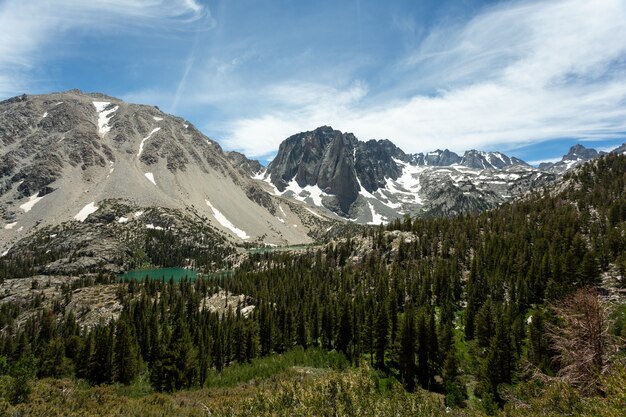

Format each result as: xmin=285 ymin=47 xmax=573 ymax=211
xmin=391 ymin=159 xmax=424 ymax=204
xmin=4 ymin=222 xmax=17 ymax=230
xmin=251 ymin=169 xmax=266 ymax=180
xmin=305 ymin=207 xmax=324 ymax=219
xmin=137 ymin=127 xmax=161 ymax=158
xmin=367 ymin=202 xmax=387 ymax=225
xmin=144 ymin=172 xmax=156 ymax=186
xmin=20 ymin=193 xmax=44 ymax=213
xmin=74 ymin=202 xmax=98 ymax=222
xmin=93 ymin=101 xmax=119 ymax=136
xmin=205 ymin=199 xmax=250 ymax=239
xmin=283 ymin=179 xmax=327 ymax=207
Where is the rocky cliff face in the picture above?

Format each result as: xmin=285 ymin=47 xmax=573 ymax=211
xmin=265 ymin=127 xmax=415 ymax=215
xmin=0 ymin=91 xmax=334 ymax=269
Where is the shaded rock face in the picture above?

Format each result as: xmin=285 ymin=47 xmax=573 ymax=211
xmin=611 ymin=143 xmax=626 ymax=154
xmin=266 ymin=127 xmax=411 ymax=214
xmin=315 ymin=131 xmax=360 ymax=213
xmin=267 ymin=126 xmax=337 ymax=190
xmin=355 ymin=139 xmax=407 ymax=193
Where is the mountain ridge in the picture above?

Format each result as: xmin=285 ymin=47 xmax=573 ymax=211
xmin=257 ymin=126 xmax=624 ymax=223
xmin=2 ymin=91 xmax=624 ymax=258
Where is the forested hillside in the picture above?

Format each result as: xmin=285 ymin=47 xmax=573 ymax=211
xmin=0 ymin=154 xmax=624 ymax=416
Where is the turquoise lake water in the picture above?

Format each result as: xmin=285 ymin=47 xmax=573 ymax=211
xmin=119 ymin=267 xmax=198 ymax=282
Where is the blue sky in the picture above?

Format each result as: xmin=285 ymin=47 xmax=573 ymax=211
xmin=1 ymin=0 xmax=626 ymax=165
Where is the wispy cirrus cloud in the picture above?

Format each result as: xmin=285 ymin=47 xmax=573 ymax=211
xmin=221 ymin=0 xmax=626 ymax=159
xmin=0 ymin=0 xmax=211 ymax=96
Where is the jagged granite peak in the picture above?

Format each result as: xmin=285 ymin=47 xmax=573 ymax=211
xmin=562 ymin=144 xmax=602 ymax=161
xmin=0 ymin=90 xmax=333 ymax=259
xmin=265 ymin=127 xmax=412 ymax=215
xmin=538 ymin=143 xmax=606 ymax=173
xmin=460 ymin=150 xmax=529 ymax=169
xmin=266 ymin=126 xmax=345 ymax=190
xmin=412 ymin=149 xmax=460 ymax=166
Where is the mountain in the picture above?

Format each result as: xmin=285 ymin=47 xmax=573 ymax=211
xmin=538 ymin=144 xmax=607 ymax=173
xmin=0 ymin=91 xmax=334 ymax=272
xmin=611 ymin=142 xmax=626 ymax=155
xmin=411 ymin=149 xmax=460 ymax=166
xmin=259 ymin=126 xmax=556 ymax=223
xmin=411 ymin=148 xmax=528 ymax=169
xmin=459 ymin=149 xmax=529 ymax=169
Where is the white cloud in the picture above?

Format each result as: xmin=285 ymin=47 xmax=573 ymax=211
xmin=223 ymin=0 xmax=626 ymax=158
xmin=0 ymin=0 xmax=210 ymax=97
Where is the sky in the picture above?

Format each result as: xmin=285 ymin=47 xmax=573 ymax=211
xmin=1 ymin=0 xmax=626 ymax=165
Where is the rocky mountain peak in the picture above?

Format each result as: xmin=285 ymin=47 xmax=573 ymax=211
xmin=538 ymin=143 xmax=606 ymax=173
xmin=460 ymin=149 xmax=528 ymax=169
xmin=563 ymin=144 xmax=599 ymax=161
xmin=412 ymin=149 xmax=460 ymax=166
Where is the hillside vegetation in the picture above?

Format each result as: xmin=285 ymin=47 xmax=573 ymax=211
xmin=0 ymin=154 xmax=624 ymax=415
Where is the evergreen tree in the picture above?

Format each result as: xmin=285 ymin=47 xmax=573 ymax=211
xmin=336 ymin=300 xmax=353 ymax=359
xmin=482 ymin=316 xmax=513 ymax=404
xmin=398 ymin=309 xmax=417 ymax=391
xmin=374 ymin=305 xmax=389 ymax=369
xmin=442 ymin=347 xmax=466 ymax=407
xmin=89 ymin=324 xmax=113 ymax=385
xmin=114 ymin=318 xmax=139 ymax=384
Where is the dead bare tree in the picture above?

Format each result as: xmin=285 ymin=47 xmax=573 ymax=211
xmin=547 ymin=287 xmax=620 ymax=395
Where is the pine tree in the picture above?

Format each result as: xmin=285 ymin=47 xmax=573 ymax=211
xmin=482 ymin=315 xmax=512 ymax=404
xmin=442 ymin=347 xmax=466 ymax=407
xmin=89 ymin=324 xmax=113 ymax=384
xmin=336 ymin=300 xmax=353 ymax=359
xmin=475 ymin=300 xmax=494 ymax=348
xmin=398 ymin=309 xmax=417 ymax=391
xmin=114 ymin=318 xmax=139 ymax=384
xmin=374 ymin=305 xmax=389 ymax=369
